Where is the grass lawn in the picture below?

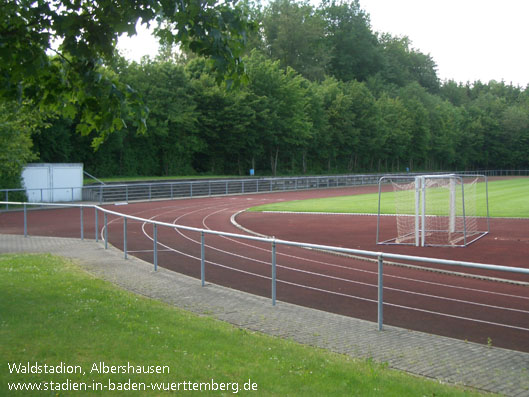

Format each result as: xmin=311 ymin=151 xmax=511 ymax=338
xmin=250 ymin=178 xmax=529 ymax=218
xmin=0 ymin=254 xmax=485 ymax=396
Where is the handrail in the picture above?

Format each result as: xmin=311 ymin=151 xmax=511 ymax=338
xmin=83 ymin=170 xmax=106 ymax=185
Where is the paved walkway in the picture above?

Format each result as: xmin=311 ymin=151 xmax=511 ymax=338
xmin=1 ymin=234 xmax=528 ymax=396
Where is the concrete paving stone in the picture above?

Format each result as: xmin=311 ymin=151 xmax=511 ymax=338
xmin=2 ymin=234 xmax=529 ymax=396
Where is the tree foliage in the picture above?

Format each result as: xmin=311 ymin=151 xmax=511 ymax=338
xmin=321 ymin=0 xmax=381 ymax=83
xmin=0 ymin=102 xmax=39 ymax=189
xmin=0 ymin=0 xmax=254 ymax=143
xmin=6 ymin=0 xmax=529 ymax=182
xmin=262 ymin=0 xmax=329 ymax=81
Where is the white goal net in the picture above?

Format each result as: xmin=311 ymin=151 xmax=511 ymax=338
xmin=377 ymin=174 xmax=489 ymax=247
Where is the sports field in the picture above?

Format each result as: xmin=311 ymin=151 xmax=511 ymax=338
xmin=249 ymin=178 xmax=529 ymax=218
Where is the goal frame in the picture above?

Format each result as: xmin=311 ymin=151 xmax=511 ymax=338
xmin=376 ymin=173 xmax=490 ymax=247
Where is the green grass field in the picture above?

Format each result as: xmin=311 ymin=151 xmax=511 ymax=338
xmin=0 ymin=254 xmax=484 ymax=396
xmin=250 ymin=178 xmax=529 ymax=218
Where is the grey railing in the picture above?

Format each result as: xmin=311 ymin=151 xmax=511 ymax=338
xmin=3 ymin=200 xmax=528 ymax=332
xmin=81 ymin=174 xmax=384 ymax=203
xmin=2 ymin=170 xmax=528 ymax=206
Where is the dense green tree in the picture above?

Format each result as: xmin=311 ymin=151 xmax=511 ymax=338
xmin=245 ymin=51 xmax=312 ymax=175
xmin=378 ymin=35 xmax=439 ymax=93
xmin=321 ymin=0 xmax=381 ymax=83
xmin=16 ymin=0 xmax=529 ymax=180
xmin=187 ymin=58 xmax=257 ymax=174
xmin=427 ymin=99 xmax=460 ymax=170
xmin=374 ymin=94 xmax=412 ymax=171
xmin=397 ymin=83 xmax=433 ymax=170
xmin=1 ymin=0 xmax=254 ymax=143
xmin=125 ymin=60 xmax=200 ymax=175
xmin=0 ymin=102 xmax=39 ymax=189
xmin=439 ymin=80 xmax=470 ymax=107
xmin=262 ymin=0 xmax=330 ymax=81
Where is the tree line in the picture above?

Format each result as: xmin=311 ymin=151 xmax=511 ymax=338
xmin=3 ymin=0 xmax=529 ymax=185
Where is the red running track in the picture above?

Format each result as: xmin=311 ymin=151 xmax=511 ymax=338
xmin=1 ymin=186 xmax=528 ymax=352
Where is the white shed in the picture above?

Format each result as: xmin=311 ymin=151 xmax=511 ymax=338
xmin=21 ymin=163 xmax=84 ymax=202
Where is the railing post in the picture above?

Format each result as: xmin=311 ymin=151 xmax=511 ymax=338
xmin=153 ymin=224 xmax=158 ymax=271
xmin=123 ymin=218 xmax=128 ymax=259
xmin=23 ymin=203 xmax=27 ymax=237
xmin=378 ymin=254 xmax=384 ymax=331
xmin=80 ymin=207 xmax=84 ymax=240
xmin=201 ymin=230 xmax=205 ymax=286
xmin=104 ymin=213 xmax=108 ymax=249
xmin=271 ymin=238 xmax=277 ymax=306
xmin=95 ymin=208 xmax=99 ymax=242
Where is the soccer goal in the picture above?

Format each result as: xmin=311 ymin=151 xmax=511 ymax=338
xmin=376 ymin=174 xmax=490 ymax=247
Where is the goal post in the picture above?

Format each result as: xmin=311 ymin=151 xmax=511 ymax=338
xmin=376 ymin=174 xmax=489 ymax=247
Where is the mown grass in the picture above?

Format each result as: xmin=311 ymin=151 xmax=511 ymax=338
xmin=250 ymin=178 xmax=529 ymax=218
xmin=0 ymin=254 xmax=485 ymax=396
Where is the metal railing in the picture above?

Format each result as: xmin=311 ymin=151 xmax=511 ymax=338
xmin=2 ymin=170 xmax=528 ymax=206
xmin=81 ymin=174 xmax=384 ymax=203
xmin=3 ymin=200 xmax=529 ymax=332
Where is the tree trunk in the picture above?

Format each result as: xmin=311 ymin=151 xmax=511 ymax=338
xmin=347 ymin=154 xmax=354 ymax=172
xmin=270 ymin=147 xmax=279 ymax=176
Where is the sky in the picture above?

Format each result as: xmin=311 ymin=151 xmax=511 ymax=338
xmin=118 ymin=0 xmax=529 ymax=87
xmin=358 ymin=0 xmax=529 ymax=87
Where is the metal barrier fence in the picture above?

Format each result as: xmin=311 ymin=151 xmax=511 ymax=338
xmin=3 ymin=170 xmax=528 ymax=206
xmin=82 ymin=174 xmax=386 ymax=203
xmin=3 ymin=200 xmax=529 ymax=332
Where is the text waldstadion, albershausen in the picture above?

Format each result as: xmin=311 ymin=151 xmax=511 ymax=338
xmin=8 ymin=362 xmax=170 ymax=375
